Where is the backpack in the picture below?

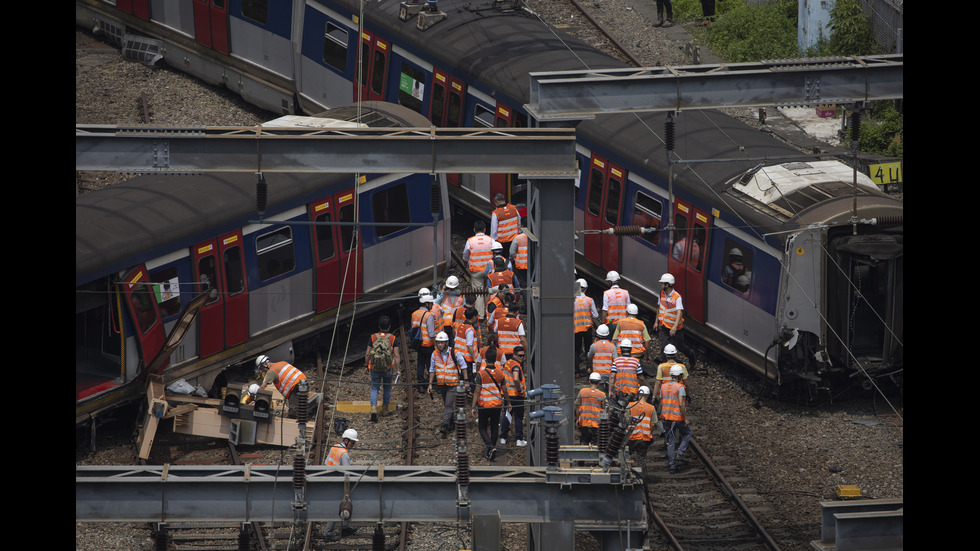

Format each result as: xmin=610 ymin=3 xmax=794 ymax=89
xmin=370 ymin=333 xmax=395 ymax=372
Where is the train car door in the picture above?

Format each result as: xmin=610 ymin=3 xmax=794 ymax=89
xmin=357 ymin=31 xmax=389 ymax=101
xmin=192 ymin=239 xmax=225 ymax=357
xmin=430 ymin=69 xmax=466 ymax=186
xmin=489 ymin=103 xmax=515 ymax=207
xmin=582 ymin=154 xmax=625 ymax=272
xmin=192 ymin=0 xmax=230 ymax=54
xmin=310 ymin=190 xmax=363 ymax=313
xmin=118 ymin=0 xmax=150 ymax=20
xmin=666 ymin=199 xmax=710 ymax=323
xmin=120 ymin=264 xmax=166 ymax=370
xmin=217 ymin=230 xmax=248 ymax=347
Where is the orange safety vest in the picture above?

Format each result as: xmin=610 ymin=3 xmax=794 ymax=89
xmin=432 ymin=349 xmax=461 ymax=386
xmin=493 ymin=204 xmax=520 ymax=243
xmin=270 ymin=361 xmax=305 ymax=399
xmin=512 ymin=232 xmax=528 ymax=269
xmin=591 ymin=340 xmax=616 ymax=375
xmin=477 ymin=368 xmax=506 ymax=407
xmin=615 ymin=317 xmax=647 ymax=354
xmin=466 ymin=234 xmax=494 ymax=273
xmin=325 ymin=443 xmax=350 ymax=466
xmin=611 ymin=356 xmax=641 ymax=395
xmin=479 ymin=346 xmax=504 ymax=368
xmin=496 ymin=317 xmax=523 ymax=354
xmin=453 ymin=322 xmax=477 ymax=362
xmin=412 ymin=307 xmax=435 ymax=347
xmin=501 ymin=359 xmax=526 ymax=397
xmin=440 ymin=294 xmax=463 ymax=329
xmin=486 ymin=295 xmax=505 ymax=321
xmin=604 ymin=287 xmax=630 ymax=324
xmin=574 ymin=295 xmax=595 ymax=334
xmin=657 ymin=289 xmax=684 ymax=330
xmin=657 ymin=361 xmax=687 ymax=386
xmin=577 ymin=387 xmax=605 ymax=428
xmin=629 ymin=401 xmax=655 ymax=441
xmin=660 ymin=380 xmax=685 ymax=421
xmin=487 ymin=270 xmax=515 ymax=290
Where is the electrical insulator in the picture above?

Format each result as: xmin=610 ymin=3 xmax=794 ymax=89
xmin=256 ymin=172 xmax=267 ymax=216
xmin=665 ymin=114 xmax=675 ymax=152
xmin=372 ymin=522 xmax=386 ymax=551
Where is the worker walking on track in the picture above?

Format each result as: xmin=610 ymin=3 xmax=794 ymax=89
xmin=573 ymin=278 xmax=599 ymax=373
xmin=655 ymin=272 xmax=697 ymax=369
xmin=660 ymin=365 xmax=692 ymax=473
xmin=610 ymin=339 xmax=643 ymax=402
xmin=509 ymin=228 xmax=529 ymax=297
xmin=412 ymin=292 xmax=438 ymax=393
xmin=628 ymin=386 xmax=656 ymax=459
xmin=428 ymin=331 xmax=468 ymax=438
xmin=587 ymin=324 xmax=616 ymax=392
xmin=472 ymin=348 xmax=510 ymax=461
xmin=323 ymin=428 xmax=359 ymax=542
xmin=601 ymin=270 xmax=631 ymax=326
xmin=499 ymin=345 xmax=528 ymax=447
xmin=575 ymin=372 xmax=606 ymax=446
xmin=612 ymin=303 xmax=652 ymax=365
xmin=366 ymin=315 xmax=401 ymax=422
xmin=490 ymin=192 xmax=521 ymax=261
xmin=651 ymin=344 xmax=691 ymax=405
xmin=463 ymin=220 xmax=494 ymax=318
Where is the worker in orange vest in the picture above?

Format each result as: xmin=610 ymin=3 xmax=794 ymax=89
xmin=655 ymin=273 xmax=696 ymax=369
xmin=471 ymin=347 xmax=510 ymax=461
xmin=573 ymin=278 xmax=599 ymax=373
xmin=613 ymin=303 xmax=652 ymax=364
xmin=601 ymin=270 xmax=631 ymax=326
xmin=255 ymin=354 xmax=319 ymax=418
xmin=490 ymin=192 xmax=521 ymax=261
xmin=575 ymin=372 xmax=606 ymax=446
xmin=587 ymin=324 xmax=616 ymax=392
xmin=322 ymin=428 xmax=359 ymax=541
xmin=463 ymin=220 xmax=493 ymax=318
xmin=660 ymin=365 xmax=692 ymax=473
xmin=628 ymin=386 xmax=656 ymax=459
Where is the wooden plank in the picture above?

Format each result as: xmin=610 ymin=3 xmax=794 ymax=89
xmin=137 ymin=375 xmax=168 ymax=460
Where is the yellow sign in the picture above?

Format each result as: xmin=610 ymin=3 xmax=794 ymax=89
xmin=868 ymin=162 xmax=902 ymax=186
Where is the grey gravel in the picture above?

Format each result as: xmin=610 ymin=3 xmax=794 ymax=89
xmin=76 ymin=5 xmax=902 ymax=548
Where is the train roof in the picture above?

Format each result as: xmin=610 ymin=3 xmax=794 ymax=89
xmin=75 ymin=102 xmax=430 ymax=287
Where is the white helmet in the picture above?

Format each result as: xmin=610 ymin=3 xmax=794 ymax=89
xmin=589 ymin=372 xmax=601 ymax=382
xmin=638 ymin=386 xmax=651 ymax=395
xmin=659 ymin=273 xmax=675 ymax=285
xmin=664 ymin=344 xmax=677 ymax=356
xmin=342 ymin=428 xmax=359 ymax=442
xmin=669 ymin=365 xmax=684 ymax=377
xmin=435 ymin=331 xmax=450 ymax=342
xmin=491 ymin=240 xmax=503 ymax=251
xmin=248 ymin=383 xmax=260 ymax=395
xmin=626 ymin=304 xmax=638 ymax=315
xmin=620 ymin=339 xmax=633 ymax=349
xmin=606 ymin=270 xmax=620 ymax=282
xmin=576 ymin=278 xmax=588 ymax=290
xmin=596 ymin=324 xmax=610 ymax=337
xmin=420 ymin=294 xmax=435 ymax=304
xmin=445 ymin=276 xmax=459 ymax=289
xmin=255 ymin=355 xmax=270 ymax=368
xmin=418 ymin=287 xmax=431 ymax=296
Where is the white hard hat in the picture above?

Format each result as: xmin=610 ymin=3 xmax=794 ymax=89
xmin=638 ymin=386 xmax=651 ymax=395
xmin=606 ymin=270 xmax=620 ymax=282
xmin=445 ymin=276 xmax=459 ymax=289
xmin=491 ymin=240 xmax=503 ymax=251
xmin=620 ymin=339 xmax=633 ymax=349
xmin=659 ymin=273 xmax=675 ymax=285
xmin=342 ymin=428 xmax=359 ymax=442
xmin=420 ymin=294 xmax=435 ymax=303
xmin=669 ymin=365 xmax=684 ymax=377
xmin=596 ymin=324 xmax=610 ymax=337
xmin=248 ymin=383 xmax=260 ymax=395
xmin=627 ymin=304 xmax=638 ymax=315
xmin=576 ymin=278 xmax=588 ymax=289
xmin=435 ymin=331 xmax=450 ymax=342
xmin=664 ymin=344 xmax=677 ymax=356
xmin=255 ymin=355 xmax=270 ymax=368
xmin=418 ymin=287 xmax=431 ymax=296
xmin=589 ymin=372 xmax=601 ymax=382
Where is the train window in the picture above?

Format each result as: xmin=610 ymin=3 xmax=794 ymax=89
xmin=587 ymin=165 xmax=604 ymax=216
xmin=256 ymin=227 xmax=296 ymax=280
xmin=130 ymin=286 xmax=158 ymax=334
xmin=370 ymin=50 xmax=386 ymax=97
xmin=604 ymin=172 xmax=622 ymax=225
xmin=690 ymin=225 xmax=706 ymax=272
xmin=398 ymin=64 xmax=425 ymax=114
xmin=431 ymin=82 xmax=446 ymax=126
xmin=339 ymin=203 xmax=357 ymax=253
xmin=720 ymin=239 xmax=752 ymax=294
xmin=322 ymin=23 xmax=348 ymax=72
xmin=359 ymin=47 xmax=369 ymax=90
xmin=315 ymin=212 xmax=336 ymax=261
xmin=474 ymin=104 xmax=495 ymax=128
xmin=150 ymin=267 xmax=182 ymax=318
xmin=447 ymin=85 xmax=463 ymax=127
xmin=372 ymin=183 xmax=411 ymax=238
xmin=671 ymin=213 xmax=691 ymax=262
xmin=632 ymin=191 xmax=663 ymax=245
xmin=240 ymin=0 xmax=267 ymax=25
xmin=223 ymin=246 xmax=245 ymax=295
xmin=197 ymin=255 xmax=220 ymax=305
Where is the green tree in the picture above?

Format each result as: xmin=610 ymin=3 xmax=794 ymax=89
xmin=826 ymin=0 xmax=877 ymax=56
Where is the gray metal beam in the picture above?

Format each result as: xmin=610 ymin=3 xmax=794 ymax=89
xmin=75 ymin=465 xmax=644 ymax=523
xmin=75 ymin=125 xmax=578 ymax=175
xmin=526 ymin=54 xmax=903 ymax=118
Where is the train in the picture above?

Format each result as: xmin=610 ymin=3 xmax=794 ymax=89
xmin=75 ymin=0 xmax=903 ymax=399
xmin=76 ymin=101 xmax=451 ymax=426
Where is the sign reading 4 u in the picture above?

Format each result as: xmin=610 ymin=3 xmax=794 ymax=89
xmin=869 ymin=162 xmax=903 ymax=185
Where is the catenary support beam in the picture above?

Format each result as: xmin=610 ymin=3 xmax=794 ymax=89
xmin=525 ymin=54 xmax=903 ymax=119
xmin=75 ymin=125 xmax=577 ymax=175
xmin=75 ymin=465 xmax=644 ymax=523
